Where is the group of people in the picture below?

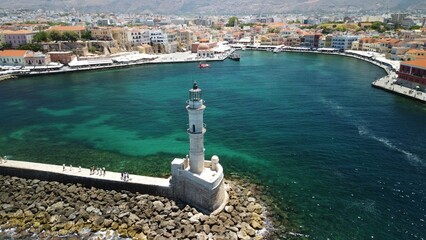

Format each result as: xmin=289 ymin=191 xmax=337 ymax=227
xmin=62 ymin=164 xmax=81 ymax=172
xmin=121 ymin=172 xmax=130 ymax=182
xmin=90 ymin=166 xmax=106 ymax=176
xmin=0 ymin=156 xmax=6 ymax=164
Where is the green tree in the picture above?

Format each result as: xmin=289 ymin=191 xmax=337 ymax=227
xmin=33 ymin=31 xmax=48 ymax=42
xmin=409 ymin=25 xmax=421 ymax=30
xmin=62 ymin=31 xmax=79 ymax=42
xmin=48 ymin=30 xmax=62 ymax=41
xmin=18 ymin=43 xmax=42 ymax=52
xmin=0 ymin=43 xmax=12 ymax=50
xmin=81 ymin=30 xmax=92 ymax=40
xmin=321 ymin=27 xmax=332 ymax=34
xmin=226 ymin=16 xmax=239 ymax=27
xmin=371 ymin=21 xmax=383 ymax=31
xmin=267 ymin=27 xmax=280 ymax=33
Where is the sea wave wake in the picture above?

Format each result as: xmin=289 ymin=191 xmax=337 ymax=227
xmin=320 ymin=97 xmax=425 ymax=167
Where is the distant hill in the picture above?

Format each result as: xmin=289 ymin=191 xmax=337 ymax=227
xmin=2 ymin=0 xmax=426 ymax=14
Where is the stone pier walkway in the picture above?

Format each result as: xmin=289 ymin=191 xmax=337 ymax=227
xmin=0 ymin=159 xmax=170 ymax=188
xmin=372 ymin=74 xmax=426 ymax=103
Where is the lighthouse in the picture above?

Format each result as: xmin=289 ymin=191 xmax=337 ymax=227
xmin=170 ymin=82 xmax=228 ymax=213
xmin=187 ymin=82 xmax=205 ymax=174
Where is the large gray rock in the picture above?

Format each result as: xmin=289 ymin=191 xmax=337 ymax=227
xmin=152 ymin=201 xmax=164 ymax=212
xmin=46 ymin=201 xmax=64 ymax=213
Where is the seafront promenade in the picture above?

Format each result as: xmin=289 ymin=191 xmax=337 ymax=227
xmin=372 ymin=74 xmax=426 ymax=102
xmin=0 ymin=50 xmax=234 ymax=80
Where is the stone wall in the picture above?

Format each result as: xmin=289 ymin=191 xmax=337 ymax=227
xmin=0 ymin=166 xmax=171 ymax=198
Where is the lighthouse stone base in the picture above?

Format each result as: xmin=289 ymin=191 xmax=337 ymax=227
xmin=171 ymin=158 xmax=228 ymax=214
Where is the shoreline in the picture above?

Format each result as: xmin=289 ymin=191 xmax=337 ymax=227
xmin=0 ymin=50 xmax=234 ymax=82
xmin=270 ymin=48 xmax=425 ymax=103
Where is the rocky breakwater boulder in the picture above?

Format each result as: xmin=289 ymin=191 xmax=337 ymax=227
xmin=0 ymin=174 xmax=269 ymax=239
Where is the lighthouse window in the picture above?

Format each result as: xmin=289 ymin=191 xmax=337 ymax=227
xmin=190 ymin=91 xmax=202 ymax=101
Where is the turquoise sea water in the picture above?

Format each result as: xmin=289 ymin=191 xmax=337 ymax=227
xmin=0 ymin=51 xmax=425 ymax=239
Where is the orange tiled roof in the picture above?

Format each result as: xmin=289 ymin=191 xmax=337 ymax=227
xmin=3 ymin=30 xmax=34 ymax=35
xmin=406 ymin=49 xmax=426 ymax=54
xmin=48 ymin=25 xmax=86 ymax=31
xmin=0 ymin=50 xmax=29 ymax=57
xmin=401 ymin=59 xmax=426 ymax=69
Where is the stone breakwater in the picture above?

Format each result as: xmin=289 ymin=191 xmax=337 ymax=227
xmin=0 ymin=174 xmax=270 ymax=239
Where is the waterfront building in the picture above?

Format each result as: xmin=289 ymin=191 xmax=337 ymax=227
xmin=177 ymin=29 xmax=193 ymax=51
xmin=303 ymin=33 xmax=322 ymax=49
xmin=260 ymin=33 xmax=285 ymax=46
xmin=4 ymin=30 xmax=35 ymax=48
xmin=332 ymin=35 xmax=360 ymax=51
xmin=48 ymin=51 xmax=76 ymax=65
xmin=91 ymin=27 xmax=113 ymax=41
xmin=24 ymin=51 xmax=50 ymax=66
xmin=171 ymin=82 xmax=227 ymax=213
xmin=404 ymin=49 xmax=426 ymax=61
xmin=130 ymin=28 xmax=150 ymax=46
xmin=149 ymin=30 xmax=168 ymax=44
xmin=286 ymin=35 xmax=301 ymax=47
xmin=397 ymin=60 xmax=426 ymax=90
xmin=48 ymin=25 xmax=86 ymax=39
xmin=0 ymin=50 xmax=30 ymax=66
xmin=110 ymin=27 xmax=132 ymax=50
xmin=390 ymin=47 xmax=410 ymax=60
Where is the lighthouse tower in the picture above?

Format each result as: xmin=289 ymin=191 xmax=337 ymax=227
xmin=170 ymin=82 xmax=228 ymax=214
xmin=187 ymin=82 xmax=205 ymax=174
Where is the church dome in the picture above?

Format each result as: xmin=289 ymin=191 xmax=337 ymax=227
xmin=198 ymin=43 xmax=210 ymax=50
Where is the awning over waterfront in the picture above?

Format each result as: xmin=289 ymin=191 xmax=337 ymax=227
xmin=111 ymin=54 xmax=158 ymax=63
xmin=69 ymin=59 xmax=113 ymax=67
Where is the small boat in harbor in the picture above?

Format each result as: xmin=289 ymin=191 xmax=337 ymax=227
xmin=199 ymin=63 xmax=210 ymax=68
xmin=229 ymin=52 xmax=240 ymax=61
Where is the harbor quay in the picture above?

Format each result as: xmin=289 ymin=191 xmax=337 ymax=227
xmin=0 ymin=50 xmax=235 ymax=80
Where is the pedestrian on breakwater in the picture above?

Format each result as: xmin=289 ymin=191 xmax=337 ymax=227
xmin=102 ymin=167 xmax=106 ymax=176
xmin=63 ymin=164 xmax=65 ymax=172
xmin=79 ymin=166 xmax=81 ymax=172
xmin=121 ymin=172 xmax=124 ymax=180
xmin=70 ymin=165 xmax=73 ymax=171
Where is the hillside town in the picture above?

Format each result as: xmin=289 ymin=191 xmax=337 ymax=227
xmin=0 ymin=8 xmax=425 ymax=101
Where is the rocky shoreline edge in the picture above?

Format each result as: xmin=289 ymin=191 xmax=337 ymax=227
xmin=0 ymin=174 xmax=296 ymax=239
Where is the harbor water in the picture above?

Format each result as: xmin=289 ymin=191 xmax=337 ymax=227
xmin=0 ymin=51 xmax=425 ymax=239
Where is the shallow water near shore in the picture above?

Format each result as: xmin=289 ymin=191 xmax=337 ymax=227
xmin=0 ymin=51 xmax=425 ymax=239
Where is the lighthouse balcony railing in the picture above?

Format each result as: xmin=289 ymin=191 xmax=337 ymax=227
xmin=186 ymin=100 xmax=205 ymax=107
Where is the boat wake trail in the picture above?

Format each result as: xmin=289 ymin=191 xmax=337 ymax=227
xmin=357 ymin=126 xmax=425 ymax=167
xmin=320 ymin=97 xmax=425 ymax=167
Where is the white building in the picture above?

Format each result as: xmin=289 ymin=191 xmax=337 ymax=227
xmin=149 ymin=30 xmax=168 ymax=44
xmin=130 ymin=28 xmax=150 ymax=46
xmin=332 ymin=35 xmax=360 ymax=51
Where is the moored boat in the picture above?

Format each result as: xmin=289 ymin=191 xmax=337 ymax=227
xmin=229 ymin=52 xmax=240 ymax=61
xmin=199 ymin=63 xmax=210 ymax=68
